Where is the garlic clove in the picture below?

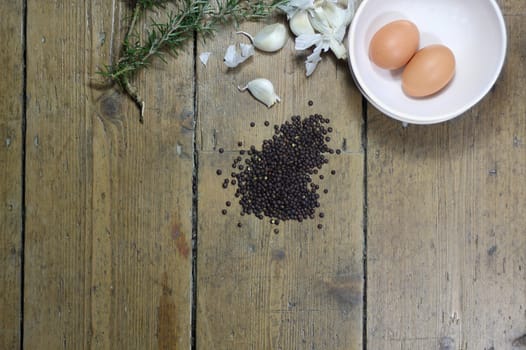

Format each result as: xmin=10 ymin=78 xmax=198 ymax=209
xmin=238 ymin=78 xmax=281 ymax=108
xmin=289 ymin=11 xmax=315 ymax=36
xmin=329 ymin=37 xmax=347 ymax=59
xmin=237 ymin=23 xmax=288 ymax=52
xmin=320 ymin=1 xmax=347 ymax=31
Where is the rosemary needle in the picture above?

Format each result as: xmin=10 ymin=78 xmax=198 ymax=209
xmin=98 ymin=0 xmax=289 ymax=123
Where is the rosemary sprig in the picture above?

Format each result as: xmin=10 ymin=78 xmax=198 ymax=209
xmin=99 ymin=0 xmax=289 ymax=122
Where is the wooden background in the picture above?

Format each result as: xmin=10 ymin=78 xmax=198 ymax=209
xmin=0 ymin=0 xmax=524 ymax=349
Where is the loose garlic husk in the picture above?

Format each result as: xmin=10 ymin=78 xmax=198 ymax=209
xmin=238 ymin=78 xmax=281 ymax=108
xmin=237 ymin=23 xmax=288 ymax=52
xmin=289 ymin=11 xmax=315 ymax=36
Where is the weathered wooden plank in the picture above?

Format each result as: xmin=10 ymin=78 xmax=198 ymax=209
xmin=0 ymin=0 xmax=24 ymax=348
xmin=196 ymin=19 xmax=364 ymax=349
xmin=24 ymin=1 xmax=194 ymax=348
xmin=366 ymin=11 xmax=526 ymax=350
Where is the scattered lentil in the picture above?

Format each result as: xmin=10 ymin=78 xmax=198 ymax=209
xmin=308 ymin=100 xmax=314 ymax=106
xmin=218 ymin=148 xmax=224 ymax=153
xmin=221 ymin=209 xmax=227 ymax=215
xmin=234 ymin=114 xmax=332 ymax=222
xmin=250 ymin=122 xmax=255 ymax=127
xmin=216 ymin=169 xmax=222 ymax=175
xmin=218 ymin=113 xmax=342 ymax=229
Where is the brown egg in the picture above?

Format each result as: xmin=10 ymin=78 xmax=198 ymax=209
xmin=369 ymin=20 xmax=419 ymax=70
xmin=402 ymin=44 xmax=456 ymax=97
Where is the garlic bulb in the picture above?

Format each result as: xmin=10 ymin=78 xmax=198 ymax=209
xmin=238 ymin=79 xmax=281 ymax=108
xmin=289 ymin=11 xmax=315 ymax=36
xmin=237 ymin=23 xmax=288 ymax=52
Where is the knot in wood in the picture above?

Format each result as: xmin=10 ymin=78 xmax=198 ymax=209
xmin=99 ymin=94 xmax=121 ymax=119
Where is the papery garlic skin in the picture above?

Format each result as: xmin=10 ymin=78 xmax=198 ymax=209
xmin=238 ymin=78 xmax=281 ymax=108
xmin=237 ymin=23 xmax=288 ymax=53
xmin=199 ymin=52 xmax=211 ymax=66
xmin=289 ymin=11 xmax=315 ymax=36
xmin=223 ymin=43 xmax=255 ymax=68
xmin=279 ymin=0 xmax=315 ymax=19
xmin=291 ymin=0 xmax=356 ymax=76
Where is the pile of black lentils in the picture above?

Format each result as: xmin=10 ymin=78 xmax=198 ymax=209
xmin=217 ymin=111 xmax=341 ymax=232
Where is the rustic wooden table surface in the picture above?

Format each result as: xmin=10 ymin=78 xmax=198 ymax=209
xmin=1 ymin=1 xmax=525 ymax=349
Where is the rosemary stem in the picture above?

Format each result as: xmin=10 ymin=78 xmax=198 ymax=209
xmin=121 ymin=2 xmax=145 ymax=122
xmin=141 ymin=15 xmax=187 ymax=65
xmin=123 ymin=77 xmax=145 ymax=123
xmin=126 ymin=2 xmax=141 ymax=45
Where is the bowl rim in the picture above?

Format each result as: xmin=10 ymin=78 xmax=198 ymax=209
xmin=347 ymin=0 xmax=508 ymax=125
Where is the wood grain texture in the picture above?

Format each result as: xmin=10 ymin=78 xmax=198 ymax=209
xmin=196 ymin=19 xmax=364 ymax=349
xmin=0 ymin=0 xmax=23 ymax=348
xmin=24 ymin=1 xmax=194 ymax=348
xmin=366 ymin=8 xmax=526 ymax=350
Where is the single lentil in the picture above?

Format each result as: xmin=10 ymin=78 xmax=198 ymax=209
xmin=216 ymin=169 xmax=222 ymax=175
xmin=218 ymin=148 xmax=224 ymax=153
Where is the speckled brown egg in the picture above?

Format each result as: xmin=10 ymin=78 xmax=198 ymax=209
xmin=369 ymin=20 xmax=420 ymax=70
xmin=402 ymin=44 xmax=456 ymax=97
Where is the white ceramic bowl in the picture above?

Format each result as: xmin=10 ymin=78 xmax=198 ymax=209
xmin=347 ymin=0 xmax=507 ymax=124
